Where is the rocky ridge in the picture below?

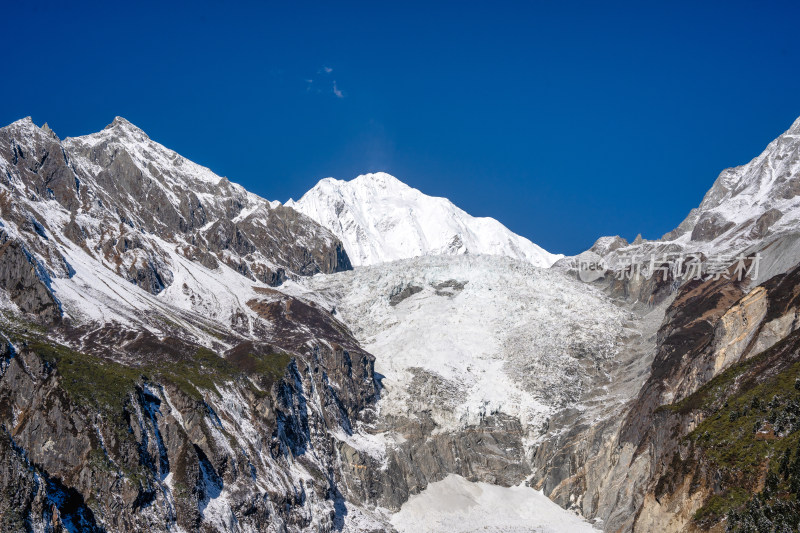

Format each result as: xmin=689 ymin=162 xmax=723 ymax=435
xmin=0 ymin=116 xmax=350 ymax=301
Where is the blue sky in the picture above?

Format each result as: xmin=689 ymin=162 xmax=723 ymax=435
xmin=2 ymin=1 xmax=799 ymax=255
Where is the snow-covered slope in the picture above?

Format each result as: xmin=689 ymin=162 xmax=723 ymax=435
xmin=286 ymin=172 xmax=562 ymax=267
xmin=0 ymin=117 xmax=352 ymax=334
xmin=391 ymin=474 xmax=599 ymax=533
xmin=284 ymin=254 xmax=648 ymax=529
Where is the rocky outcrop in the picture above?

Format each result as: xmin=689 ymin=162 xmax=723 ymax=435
xmin=690 ymin=211 xmax=736 ymax=242
xmin=0 ymin=233 xmax=60 ymax=323
xmin=534 ymin=257 xmax=800 ymax=532
xmin=0 ymin=287 xmax=381 ymax=532
xmin=335 ymin=410 xmax=531 ymax=513
xmin=387 ymin=284 xmax=423 ymax=306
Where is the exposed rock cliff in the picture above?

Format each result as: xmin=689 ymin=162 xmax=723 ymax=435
xmin=534 ymin=117 xmax=800 ymax=532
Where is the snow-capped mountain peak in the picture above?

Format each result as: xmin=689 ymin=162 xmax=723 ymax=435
xmin=9 ymin=116 xmax=35 ymax=128
xmin=659 ymin=115 xmax=800 ymax=252
xmin=789 ymin=115 xmax=800 ymax=134
xmin=562 ymin=115 xmax=800 ymax=284
xmin=102 ymin=115 xmax=150 ymax=139
xmin=287 ymin=172 xmax=562 ymax=267
xmin=346 ymin=170 xmax=404 ymax=188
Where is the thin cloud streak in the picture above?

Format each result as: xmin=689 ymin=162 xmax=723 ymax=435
xmin=305 ymin=66 xmax=345 ymax=98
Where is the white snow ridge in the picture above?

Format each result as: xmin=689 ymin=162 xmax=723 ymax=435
xmin=286 ymin=172 xmax=562 ymax=267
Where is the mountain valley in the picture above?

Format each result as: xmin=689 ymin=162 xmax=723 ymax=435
xmin=0 ymin=115 xmax=799 ymax=533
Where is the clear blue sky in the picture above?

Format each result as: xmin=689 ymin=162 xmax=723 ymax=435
xmin=2 ymin=1 xmax=799 ymax=255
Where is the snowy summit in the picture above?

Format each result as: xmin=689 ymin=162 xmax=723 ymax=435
xmin=286 ymin=172 xmax=562 ymax=268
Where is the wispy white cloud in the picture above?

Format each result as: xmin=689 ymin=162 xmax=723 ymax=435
xmin=306 ymin=66 xmax=345 ymax=98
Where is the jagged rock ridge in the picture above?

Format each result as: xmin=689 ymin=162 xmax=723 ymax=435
xmin=0 ymin=116 xmax=351 ymax=301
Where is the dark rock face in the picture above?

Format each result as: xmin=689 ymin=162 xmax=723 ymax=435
xmin=751 ymin=207 xmax=784 ymax=240
xmin=332 ymin=407 xmax=531 ymax=513
xmin=388 ymin=284 xmax=423 ymax=306
xmin=0 ymin=233 xmax=60 ymax=323
xmin=385 ymin=413 xmax=530 ymax=508
xmin=690 ymin=211 xmax=736 ymax=242
xmin=432 ymin=279 xmax=466 ymax=296
xmin=0 ymin=290 xmax=380 ymax=532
